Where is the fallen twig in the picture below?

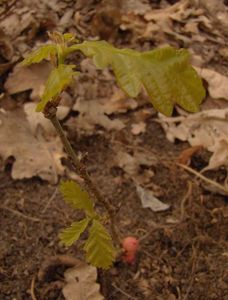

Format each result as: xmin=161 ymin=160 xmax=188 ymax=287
xmin=42 ymin=187 xmax=58 ymax=214
xmin=177 ymin=164 xmax=228 ymax=195
xmin=0 ymin=206 xmax=41 ymax=222
xmin=30 ymin=276 xmax=38 ymax=300
xmin=112 ymin=283 xmax=138 ymax=300
xmin=180 ymin=181 xmax=192 ymax=221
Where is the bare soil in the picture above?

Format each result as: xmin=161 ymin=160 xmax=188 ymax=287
xmin=1 ymin=118 xmax=227 ymax=300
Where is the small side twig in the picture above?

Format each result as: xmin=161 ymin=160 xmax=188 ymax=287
xmin=178 ymin=163 xmax=228 ymax=195
xmin=139 ymin=221 xmax=175 ymax=242
xmin=44 ymin=103 xmax=120 ymax=245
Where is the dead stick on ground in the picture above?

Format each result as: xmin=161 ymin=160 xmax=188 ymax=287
xmin=180 ymin=181 xmax=192 ymax=221
xmin=177 ymin=163 xmax=228 ymax=195
xmin=0 ymin=206 xmax=40 ymax=222
xmin=182 ymin=244 xmax=198 ymax=300
xmin=112 ymin=284 xmax=137 ymax=300
xmin=42 ymin=187 xmax=58 ymax=214
xmin=30 ymin=276 xmax=38 ymax=300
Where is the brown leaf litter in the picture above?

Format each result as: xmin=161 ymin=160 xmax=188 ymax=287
xmin=0 ymin=109 xmax=65 ymax=183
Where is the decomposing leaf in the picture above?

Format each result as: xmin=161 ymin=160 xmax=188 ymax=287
xmin=115 ymin=150 xmax=157 ymax=185
xmin=121 ymin=0 xmax=150 ymax=15
xmin=131 ymin=122 xmax=146 ymax=135
xmin=136 ymin=185 xmax=170 ymax=212
xmin=0 ymin=109 xmax=64 ymax=183
xmin=116 ymin=150 xmax=157 ymax=176
xmin=63 ymin=262 xmax=104 ymax=300
xmin=195 ymin=67 xmax=228 ymax=100
xmin=159 ymin=108 xmax=228 ymax=169
xmin=103 ymin=87 xmax=138 ymax=114
xmin=193 ymin=0 xmax=228 ymax=34
xmin=71 ymin=98 xmax=125 ymax=133
xmin=177 ymin=145 xmax=203 ymax=165
xmin=0 ymin=12 xmax=28 ymax=38
xmin=4 ymin=62 xmax=52 ymax=100
xmin=24 ymin=102 xmax=70 ymax=135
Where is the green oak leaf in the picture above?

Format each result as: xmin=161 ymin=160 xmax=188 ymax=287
xmin=59 ymin=218 xmax=89 ymax=247
xmin=70 ymin=41 xmax=205 ymax=116
xmin=60 ymin=180 xmax=94 ymax=215
xmin=22 ymin=44 xmax=57 ymax=66
xmin=36 ymin=64 xmax=77 ymax=112
xmin=84 ymin=220 xmax=115 ymax=269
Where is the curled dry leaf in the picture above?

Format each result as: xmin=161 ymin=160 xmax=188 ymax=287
xmin=136 ymin=185 xmax=170 ymax=212
xmin=159 ymin=108 xmax=228 ymax=169
xmin=0 ymin=109 xmax=64 ymax=183
xmin=63 ymin=262 xmax=104 ymax=300
xmin=195 ymin=67 xmax=228 ymax=100
xmin=177 ymin=145 xmax=203 ymax=165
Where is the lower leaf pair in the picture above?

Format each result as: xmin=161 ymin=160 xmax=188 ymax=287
xmin=59 ymin=181 xmax=116 ymax=269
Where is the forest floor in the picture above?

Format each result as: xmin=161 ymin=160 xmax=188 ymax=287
xmin=0 ymin=1 xmax=228 ymax=299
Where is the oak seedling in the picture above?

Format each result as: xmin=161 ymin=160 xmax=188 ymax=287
xmin=22 ymin=31 xmax=205 ymax=269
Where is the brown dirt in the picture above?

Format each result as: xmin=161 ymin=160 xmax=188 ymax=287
xmin=1 ymin=117 xmax=227 ymax=300
xmin=0 ymin=1 xmax=228 ymax=300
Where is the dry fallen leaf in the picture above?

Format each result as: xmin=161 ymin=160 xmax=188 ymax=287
xmin=115 ymin=150 xmax=157 ymax=184
xmin=116 ymin=151 xmax=157 ymax=176
xmin=193 ymin=0 xmax=228 ymax=34
xmin=136 ymin=185 xmax=170 ymax=212
xmin=63 ymin=262 xmax=104 ymax=300
xmin=131 ymin=122 xmax=146 ymax=135
xmin=103 ymin=87 xmax=138 ymax=115
xmin=4 ymin=62 xmax=52 ymax=100
xmin=159 ymin=108 xmax=228 ymax=169
xmin=177 ymin=145 xmax=203 ymax=165
xmin=195 ymin=67 xmax=228 ymax=100
xmin=72 ymin=98 xmax=125 ymax=133
xmin=0 ymin=109 xmax=64 ymax=183
xmin=24 ymin=103 xmax=70 ymax=135
xmin=121 ymin=0 xmax=150 ymax=15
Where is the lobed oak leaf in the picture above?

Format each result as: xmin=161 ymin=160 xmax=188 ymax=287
xmin=36 ymin=64 xmax=78 ymax=112
xmin=84 ymin=220 xmax=115 ymax=269
xmin=60 ymin=218 xmax=89 ymax=247
xmin=22 ymin=44 xmax=57 ymax=66
xmin=71 ymin=41 xmax=205 ymax=116
xmin=60 ymin=181 xmax=94 ymax=215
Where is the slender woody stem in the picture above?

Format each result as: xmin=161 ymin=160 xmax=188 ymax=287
xmin=44 ymin=103 xmax=120 ymax=245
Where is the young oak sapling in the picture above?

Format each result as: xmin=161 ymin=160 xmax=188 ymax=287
xmin=22 ymin=31 xmax=205 ymax=269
